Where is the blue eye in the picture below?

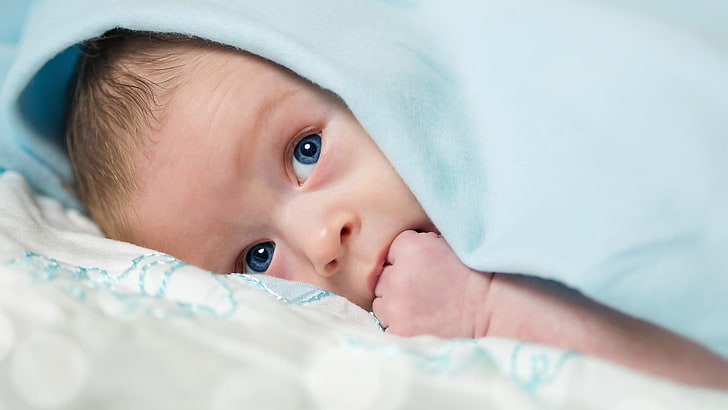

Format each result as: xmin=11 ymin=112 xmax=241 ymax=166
xmin=292 ymin=133 xmax=321 ymax=180
xmin=245 ymin=242 xmax=275 ymax=273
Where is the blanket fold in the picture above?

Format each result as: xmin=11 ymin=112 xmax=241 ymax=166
xmin=1 ymin=0 xmax=727 ymax=357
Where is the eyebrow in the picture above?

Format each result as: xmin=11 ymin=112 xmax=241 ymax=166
xmin=259 ymin=87 xmax=303 ymax=123
xmin=237 ymin=86 xmax=301 ymax=167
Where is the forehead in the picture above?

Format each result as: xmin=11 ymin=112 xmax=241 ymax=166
xmin=179 ymin=47 xmax=304 ymax=95
xmin=122 ymin=47 xmax=313 ymax=267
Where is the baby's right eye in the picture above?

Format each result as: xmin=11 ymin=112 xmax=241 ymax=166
xmin=242 ymin=241 xmax=275 ymax=273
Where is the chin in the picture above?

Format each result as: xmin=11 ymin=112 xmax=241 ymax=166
xmin=349 ymin=295 xmax=373 ymax=312
xmin=358 ymin=298 xmax=374 ymax=312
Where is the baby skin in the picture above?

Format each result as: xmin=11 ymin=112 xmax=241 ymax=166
xmin=377 ymin=231 xmax=728 ymax=389
xmin=75 ymin=37 xmax=727 ymax=390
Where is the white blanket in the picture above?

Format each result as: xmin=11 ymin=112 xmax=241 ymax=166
xmin=1 ymin=170 xmax=727 ymax=409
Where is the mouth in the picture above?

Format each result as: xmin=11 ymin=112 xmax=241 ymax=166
xmin=369 ymin=248 xmax=389 ymax=297
xmin=414 ymin=223 xmax=441 ymax=236
xmin=369 ymin=226 xmax=438 ymax=296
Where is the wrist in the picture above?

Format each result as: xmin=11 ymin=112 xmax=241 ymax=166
xmin=464 ymin=270 xmax=494 ymax=338
xmin=481 ymin=273 xmax=586 ymax=342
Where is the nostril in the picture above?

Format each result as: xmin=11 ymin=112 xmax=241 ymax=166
xmin=340 ymin=225 xmax=352 ymax=242
xmin=322 ymin=259 xmax=338 ymax=276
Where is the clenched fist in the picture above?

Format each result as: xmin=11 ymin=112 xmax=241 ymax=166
xmin=372 ymin=230 xmax=493 ymax=338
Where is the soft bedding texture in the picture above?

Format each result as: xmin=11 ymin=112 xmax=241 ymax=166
xmin=2 ymin=169 xmax=728 ymax=409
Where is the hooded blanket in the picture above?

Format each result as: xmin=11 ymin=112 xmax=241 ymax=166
xmin=1 ymin=0 xmax=727 ymax=357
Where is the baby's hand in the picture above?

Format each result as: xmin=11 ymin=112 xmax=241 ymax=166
xmin=374 ymin=233 xmax=728 ymax=390
xmin=372 ymin=230 xmax=492 ymax=338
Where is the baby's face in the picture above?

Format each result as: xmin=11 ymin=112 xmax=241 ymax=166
xmin=126 ymin=47 xmax=436 ymax=310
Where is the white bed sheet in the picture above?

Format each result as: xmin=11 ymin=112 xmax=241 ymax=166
xmin=1 ymin=170 xmax=727 ymax=410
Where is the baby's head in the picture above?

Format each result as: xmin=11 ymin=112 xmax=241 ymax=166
xmin=66 ymin=29 xmax=436 ymax=310
xmin=67 ymin=29 xmax=227 ymax=238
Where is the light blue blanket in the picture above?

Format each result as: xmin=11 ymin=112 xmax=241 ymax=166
xmin=1 ymin=0 xmax=727 ymax=357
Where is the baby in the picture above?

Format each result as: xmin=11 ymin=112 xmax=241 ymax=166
xmin=66 ymin=29 xmax=728 ymax=389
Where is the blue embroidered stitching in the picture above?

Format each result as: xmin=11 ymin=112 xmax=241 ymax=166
xmin=8 ymin=251 xmax=238 ymax=319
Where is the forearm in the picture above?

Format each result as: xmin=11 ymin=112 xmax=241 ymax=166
xmin=373 ymin=231 xmax=728 ymax=389
xmin=483 ymin=273 xmax=728 ymax=390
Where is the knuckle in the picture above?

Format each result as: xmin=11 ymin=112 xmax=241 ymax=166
xmin=391 ymin=236 xmax=422 ymax=260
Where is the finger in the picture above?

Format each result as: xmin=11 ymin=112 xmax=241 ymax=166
xmin=386 ymin=230 xmax=419 ymax=264
xmin=371 ymin=297 xmax=388 ymax=328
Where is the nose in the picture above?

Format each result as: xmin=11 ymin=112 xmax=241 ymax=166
xmin=280 ymin=194 xmax=358 ymax=277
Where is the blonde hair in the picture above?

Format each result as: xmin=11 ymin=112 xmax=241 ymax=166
xmin=66 ymin=29 xmax=226 ymax=238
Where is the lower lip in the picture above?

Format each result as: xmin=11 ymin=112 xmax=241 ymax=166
xmin=370 ymin=260 xmax=386 ymax=294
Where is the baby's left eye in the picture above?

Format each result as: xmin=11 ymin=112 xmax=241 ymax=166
xmin=292 ymin=133 xmax=321 ymax=181
xmin=243 ymin=241 xmax=275 ymax=273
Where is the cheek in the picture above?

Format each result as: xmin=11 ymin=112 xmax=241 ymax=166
xmin=340 ymin=137 xmax=424 ymax=217
xmin=374 ymin=163 xmax=423 ymax=216
xmin=349 ymin=140 xmax=402 ymax=196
